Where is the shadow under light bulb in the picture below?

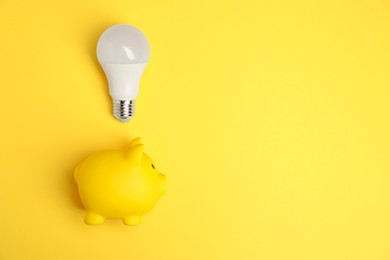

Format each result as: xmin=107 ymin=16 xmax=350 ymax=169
xmin=97 ymin=24 xmax=150 ymax=123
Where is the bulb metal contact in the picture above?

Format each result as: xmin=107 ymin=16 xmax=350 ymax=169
xmin=113 ymin=99 xmax=135 ymax=123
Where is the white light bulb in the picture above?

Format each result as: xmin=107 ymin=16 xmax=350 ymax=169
xmin=97 ymin=24 xmax=150 ymax=123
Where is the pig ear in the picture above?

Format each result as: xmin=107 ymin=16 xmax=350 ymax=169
xmin=125 ymin=144 xmax=144 ymax=165
xmin=125 ymin=138 xmax=142 ymax=149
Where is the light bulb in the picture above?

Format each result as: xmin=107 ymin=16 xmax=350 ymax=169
xmin=97 ymin=24 xmax=150 ymax=123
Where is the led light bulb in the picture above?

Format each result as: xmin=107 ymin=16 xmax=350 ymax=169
xmin=97 ymin=24 xmax=150 ymax=123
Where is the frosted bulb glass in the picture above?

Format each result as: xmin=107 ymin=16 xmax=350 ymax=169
xmin=97 ymin=24 xmax=150 ymax=123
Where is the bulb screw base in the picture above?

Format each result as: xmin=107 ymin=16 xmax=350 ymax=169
xmin=113 ymin=99 xmax=135 ymax=123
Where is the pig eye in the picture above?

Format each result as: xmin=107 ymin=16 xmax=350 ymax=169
xmin=151 ymin=164 xmax=155 ymax=169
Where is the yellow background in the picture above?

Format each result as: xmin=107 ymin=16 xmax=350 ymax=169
xmin=1 ymin=0 xmax=390 ymax=259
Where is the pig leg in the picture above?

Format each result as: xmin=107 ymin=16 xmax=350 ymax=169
xmin=123 ymin=216 xmax=141 ymax=226
xmin=84 ymin=212 xmax=105 ymax=225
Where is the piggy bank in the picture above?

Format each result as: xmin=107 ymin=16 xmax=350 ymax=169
xmin=74 ymin=138 xmax=166 ymax=226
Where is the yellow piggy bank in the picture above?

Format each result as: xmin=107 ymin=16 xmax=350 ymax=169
xmin=74 ymin=138 xmax=166 ymax=226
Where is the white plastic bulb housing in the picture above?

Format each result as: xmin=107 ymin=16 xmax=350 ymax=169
xmin=97 ymin=24 xmax=150 ymax=123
